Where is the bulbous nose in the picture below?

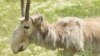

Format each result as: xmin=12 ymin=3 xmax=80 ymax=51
xmin=18 ymin=45 xmax=24 ymax=52
xmin=12 ymin=45 xmax=24 ymax=54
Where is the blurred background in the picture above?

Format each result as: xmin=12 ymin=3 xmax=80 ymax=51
xmin=0 ymin=0 xmax=100 ymax=56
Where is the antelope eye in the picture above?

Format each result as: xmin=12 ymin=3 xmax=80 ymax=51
xmin=24 ymin=26 xmax=30 ymax=29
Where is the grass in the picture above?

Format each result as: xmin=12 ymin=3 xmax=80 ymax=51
xmin=0 ymin=0 xmax=100 ymax=56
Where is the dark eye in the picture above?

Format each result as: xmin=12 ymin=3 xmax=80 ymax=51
xmin=24 ymin=26 xmax=30 ymax=29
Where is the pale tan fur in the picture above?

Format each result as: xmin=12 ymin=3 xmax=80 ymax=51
xmin=11 ymin=16 xmax=100 ymax=56
xmin=83 ymin=18 xmax=100 ymax=51
xmin=55 ymin=17 xmax=100 ymax=56
xmin=11 ymin=18 xmax=33 ymax=54
xmin=30 ymin=19 xmax=58 ymax=48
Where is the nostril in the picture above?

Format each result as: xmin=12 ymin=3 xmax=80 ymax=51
xmin=18 ymin=46 xmax=23 ymax=51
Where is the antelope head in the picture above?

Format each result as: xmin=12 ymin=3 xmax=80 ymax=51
xmin=11 ymin=0 xmax=44 ymax=54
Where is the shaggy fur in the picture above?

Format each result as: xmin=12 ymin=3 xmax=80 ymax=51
xmin=11 ymin=16 xmax=100 ymax=56
xmin=55 ymin=17 xmax=100 ymax=56
xmin=55 ymin=17 xmax=84 ymax=51
xmin=30 ymin=21 xmax=57 ymax=48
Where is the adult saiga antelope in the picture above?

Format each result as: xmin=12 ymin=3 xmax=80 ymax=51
xmin=11 ymin=0 xmax=58 ymax=54
xmin=11 ymin=0 xmax=100 ymax=56
xmin=11 ymin=1 xmax=81 ymax=55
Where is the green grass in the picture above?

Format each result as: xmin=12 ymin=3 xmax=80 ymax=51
xmin=0 ymin=0 xmax=100 ymax=56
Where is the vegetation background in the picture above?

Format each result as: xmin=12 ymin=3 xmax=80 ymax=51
xmin=0 ymin=0 xmax=100 ymax=56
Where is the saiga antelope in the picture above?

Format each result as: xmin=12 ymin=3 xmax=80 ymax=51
xmin=11 ymin=0 xmax=100 ymax=56
xmin=11 ymin=0 xmax=58 ymax=54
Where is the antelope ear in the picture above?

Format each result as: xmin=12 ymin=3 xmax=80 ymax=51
xmin=30 ymin=15 xmax=44 ymax=25
xmin=35 ymin=12 xmax=43 ymax=23
xmin=36 ymin=15 xmax=43 ymax=23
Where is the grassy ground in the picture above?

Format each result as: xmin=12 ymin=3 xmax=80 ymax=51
xmin=0 ymin=0 xmax=100 ymax=56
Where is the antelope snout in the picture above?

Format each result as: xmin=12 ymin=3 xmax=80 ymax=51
xmin=11 ymin=44 xmax=27 ymax=54
xmin=18 ymin=45 xmax=24 ymax=52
